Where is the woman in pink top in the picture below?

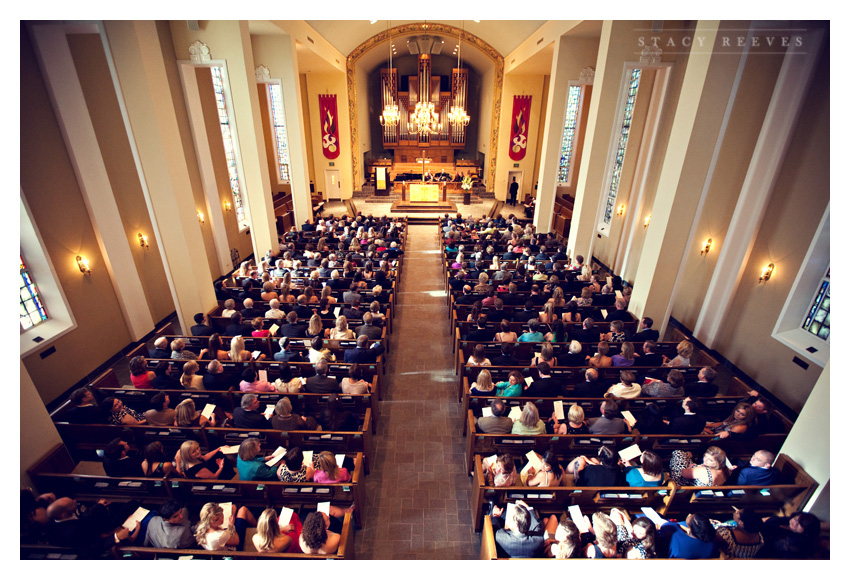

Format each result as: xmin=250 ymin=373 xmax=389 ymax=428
xmin=251 ymin=317 xmax=271 ymax=338
xmin=129 ymin=356 xmax=155 ymax=389
xmin=239 ymin=367 xmax=275 ymax=392
xmin=312 ymin=451 xmax=351 ymax=483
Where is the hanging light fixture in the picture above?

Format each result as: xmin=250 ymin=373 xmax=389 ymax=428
xmin=411 ymin=101 xmax=441 ymax=136
xmin=448 ymin=22 xmax=470 ymax=128
xmin=379 ymin=21 xmax=400 ymax=128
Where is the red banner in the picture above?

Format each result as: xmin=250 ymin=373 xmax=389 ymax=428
xmin=509 ymin=95 xmax=532 ymax=161
xmin=319 ymin=94 xmax=340 ymax=159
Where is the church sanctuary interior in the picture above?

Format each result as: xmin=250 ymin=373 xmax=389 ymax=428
xmin=20 ymin=18 xmax=830 ymax=561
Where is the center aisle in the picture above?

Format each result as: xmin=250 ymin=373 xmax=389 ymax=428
xmin=355 ymin=223 xmax=479 ymax=559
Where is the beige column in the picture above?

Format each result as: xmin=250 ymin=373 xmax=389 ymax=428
xmin=225 ymin=21 xmax=278 ymax=257
xmin=627 ymin=22 xmax=746 ymax=334
xmin=104 ymin=20 xmax=216 ymax=332
xmin=779 ymin=360 xmax=829 ymax=512
xmin=29 ymin=23 xmax=155 ymax=341
xmin=251 ymin=34 xmax=313 ymax=226
xmin=567 ymin=21 xmax=648 ymax=261
xmin=532 ymin=36 xmax=598 ymax=233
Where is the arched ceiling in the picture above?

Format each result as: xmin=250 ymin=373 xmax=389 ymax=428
xmin=306 ymin=20 xmax=546 ymax=59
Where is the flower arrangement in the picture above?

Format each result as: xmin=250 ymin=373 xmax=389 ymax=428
xmin=461 ymin=175 xmax=473 ymax=191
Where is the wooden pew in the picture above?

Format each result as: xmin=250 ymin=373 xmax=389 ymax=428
xmin=469 ymin=453 xmax=817 ymax=533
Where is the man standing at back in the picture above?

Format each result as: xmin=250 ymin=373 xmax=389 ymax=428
xmin=509 ymin=177 xmax=519 ymax=207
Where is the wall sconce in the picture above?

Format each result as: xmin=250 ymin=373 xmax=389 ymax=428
xmin=138 ymin=233 xmax=149 ymax=249
xmin=759 ymin=263 xmax=774 ymax=284
xmin=223 ymin=200 xmax=232 ymax=212
xmin=644 ymin=215 xmax=651 ymax=229
xmin=617 ymin=204 xmax=626 ymax=217
xmin=76 ymin=255 xmax=91 ymax=274
xmin=700 ymin=238 xmax=712 ymax=256
xmin=197 ymin=211 xmax=205 ymax=224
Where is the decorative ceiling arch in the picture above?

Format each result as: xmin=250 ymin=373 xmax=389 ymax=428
xmin=345 ymin=22 xmax=505 ymax=189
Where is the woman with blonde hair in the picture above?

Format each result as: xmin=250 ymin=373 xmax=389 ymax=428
xmin=174 ymin=398 xmax=213 ymax=427
xmin=704 ymin=402 xmax=756 ymax=439
xmin=547 ymin=286 xmax=567 ymax=308
xmin=670 ymin=446 xmax=730 ymax=486
xmin=195 ymin=501 xmax=257 ymax=551
xmin=320 ymin=285 xmax=337 ymax=305
xmin=469 ymin=368 xmax=495 ymax=395
xmin=539 ymin=301 xmax=557 ymax=325
xmin=312 ymin=450 xmax=351 ymax=484
xmin=551 ymin=403 xmax=589 ymax=435
xmin=252 ymin=508 xmax=297 ymax=553
xmin=175 ymin=440 xmax=232 ymax=479
xmin=328 ymin=315 xmax=355 ymax=340
xmin=531 ymin=342 xmax=557 ymax=368
xmin=180 ymin=360 xmax=204 ymax=390
xmin=585 ymin=511 xmax=620 ymax=558
xmin=229 ymin=335 xmax=264 ymax=362
xmin=511 ymin=402 xmax=546 ymax=435
xmin=664 ymin=340 xmax=694 ymax=367
xmin=306 ymin=314 xmax=325 ymax=339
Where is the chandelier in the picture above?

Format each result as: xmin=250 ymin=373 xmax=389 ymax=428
xmin=411 ymin=101 xmax=441 ymax=136
xmin=380 ymin=21 xmax=400 ymax=128
xmin=449 ymin=22 xmax=470 ymax=128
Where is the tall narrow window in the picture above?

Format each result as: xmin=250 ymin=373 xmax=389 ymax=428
xmin=557 ymin=85 xmax=582 ymax=184
xmin=210 ymin=66 xmax=248 ymax=230
xmin=20 ymin=254 xmax=48 ymax=330
xmin=602 ymin=68 xmax=642 ymax=227
xmin=267 ymin=83 xmax=291 ymax=183
xmin=802 ymin=267 xmax=830 ymax=341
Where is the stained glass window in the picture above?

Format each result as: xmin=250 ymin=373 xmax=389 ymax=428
xmin=20 ymin=254 xmax=47 ymax=330
xmin=802 ymin=267 xmax=830 ymax=341
xmin=558 ymin=85 xmax=582 ymax=184
xmin=211 ymin=66 xmax=248 ymax=229
xmin=602 ymin=68 xmax=642 ymax=226
xmin=268 ymin=83 xmax=291 ymax=183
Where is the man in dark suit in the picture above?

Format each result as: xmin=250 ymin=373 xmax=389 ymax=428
xmin=225 ymin=312 xmax=253 ymax=337
xmin=571 ymin=317 xmax=600 ymax=344
xmin=684 ymin=367 xmax=719 ymax=398
xmin=190 ymin=312 xmax=214 ymax=336
xmin=455 ymin=285 xmax=477 ymax=306
xmin=46 ymin=497 xmax=125 ymax=556
xmin=491 ymin=501 xmax=545 ymax=558
xmin=278 ymin=311 xmax=308 ymax=338
xmin=343 ymin=336 xmax=385 ymax=364
xmin=64 ymin=387 xmax=102 ymax=424
xmin=508 ymin=177 xmax=519 ymax=206
xmin=569 ymin=368 xmax=607 ymax=398
xmin=356 ymin=313 xmax=383 ymax=340
xmin=341 ymin=298 xmax=364 ymax=321
xmin=512 ymin=301 xmax=538 ymax=323
xmin=525 ymin=362 xmax=561 ymax=397
xmin=666 ymin=397 xmax=707 ymax=435
xmin=604 ymin=299 xmax=631 ymax=323
xmin=231 ymin=394 xmax=271 ymax=429
xmin=729 ymin=450 xmax=781 ymax=486
xmin=490 ymin=343 xmax=520 ymax=366
xmin=304 ymin=360 xmax=342 ymax=394
xmin=240 ymin=298 xmax=262 ymax=320
xmin=103 ymin=438 xmax=145 ymax=477
xmin=202 ymin=360 xmax=232 ymax=391
xmin=637 ymin=340 xmax=664 ymax=367
xmin=236 ymin=278 xmax=254 ymax=301
xmin=631 ymin=317 xmax=660 ymax=342
xmin=301 ymin=219 xmax=315 ymax=232
xmin=149 ymin=336 xmax=171 ymax=359
xmin=465 ymin=316 xmax=495 ymax=342
xmin=293 ymin=295 xmax=315 ymax=319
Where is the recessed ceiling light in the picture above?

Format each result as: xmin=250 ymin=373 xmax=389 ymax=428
xmin=370 ymin=20 xmax=378 ymax=24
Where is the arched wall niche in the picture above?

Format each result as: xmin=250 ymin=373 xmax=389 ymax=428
xmin=346 ymin=22 xmax=504 ymax=188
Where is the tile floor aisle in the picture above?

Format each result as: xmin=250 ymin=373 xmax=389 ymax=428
xmin=354 ymin=223 xmax=479 ymax=560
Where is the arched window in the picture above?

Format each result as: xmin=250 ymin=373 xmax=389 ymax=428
xmin=211 ymin=66 xmax=248 ymax=230
xmin=267 ymin=82 xmax=291 ymax=183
